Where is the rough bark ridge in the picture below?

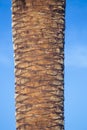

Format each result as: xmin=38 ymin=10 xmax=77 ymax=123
xmin=12 ymin=0 xmax=65 ymax=129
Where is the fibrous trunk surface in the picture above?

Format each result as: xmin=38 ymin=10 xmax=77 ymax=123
xmin=12 ymin=0 xmax=65 ymax=129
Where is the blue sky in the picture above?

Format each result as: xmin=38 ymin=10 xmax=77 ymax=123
xmin=0 ymin=0 xmax=16 ymax=130
xmin=0 ymin=0 xmax=87 ymax=130
xmin=65 ymin=0 xmax=87 ymax=130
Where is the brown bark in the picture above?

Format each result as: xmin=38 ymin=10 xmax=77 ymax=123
xmin=12 ymin=0 xmax=65 ymax=129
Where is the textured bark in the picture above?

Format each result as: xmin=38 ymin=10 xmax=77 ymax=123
xmin=12 ymin=0 xmax=65 ymax=129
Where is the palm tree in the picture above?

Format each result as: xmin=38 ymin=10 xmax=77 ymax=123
xmin=12 ymin=0 xmax=65 ymax=129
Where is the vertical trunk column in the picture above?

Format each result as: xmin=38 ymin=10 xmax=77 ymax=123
xmin=12 ymin=0 xmax=65 ymax=129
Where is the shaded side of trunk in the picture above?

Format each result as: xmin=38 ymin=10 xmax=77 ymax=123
xmin=12 ymin=0 xmax=65 ymax=129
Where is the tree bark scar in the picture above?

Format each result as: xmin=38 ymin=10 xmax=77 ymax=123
xmin=17 ymin=0 xmax=26 ymax=10
xmin=21 ymin=0 xmax=26 ymax=8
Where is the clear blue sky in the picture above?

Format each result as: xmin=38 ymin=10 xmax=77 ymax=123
xmin=0 ymin=0 xmax=87 ymax=130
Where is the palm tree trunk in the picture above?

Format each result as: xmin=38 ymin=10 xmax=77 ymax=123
xmin=12 ymin=0 xmax=65 ymax=129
